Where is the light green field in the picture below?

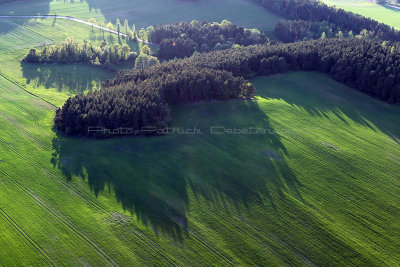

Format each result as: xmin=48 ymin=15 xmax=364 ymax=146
xmin=320 ymin=0 xmax=400 ymax=29
xmin=1 ymin=0 xmax=400 ymax=265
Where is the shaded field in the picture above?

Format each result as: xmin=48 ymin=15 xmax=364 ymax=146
xmin=320 ymin=0 xmax=400 ymax=29
xmin=1 ymin=71 xmax=399 ymax=265
xmin=0 ymin=0 xmax=282 ymax=33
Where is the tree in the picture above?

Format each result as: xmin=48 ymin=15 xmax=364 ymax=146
xmin=132 ymin=24 xmax=136 ymax=40
xmin=134 ymin=54 xmax=159 ymax=69
xmin=97 ymin=21 xmax=104 ymax=38
xmin=116 ymin=18 xmax=121 ymax=37
xmin=124 ymin=19 xmax=129 ymax=35
xmin=121 ymin=44 xmax=131 ymax=60
xmin=140 ymin=45 xmax=151 ymax=55
xmin=88 ymin=18 xmax=96 ymax=30
xmin=145 ymin=26 xmax=154 ymax=41
xmin=24 ymin=49 xmax=39 ymax=63
xmin=190 ymin=20 xmax=199 ymax=27
xmin=138 ymin=28 xmax=145 ymax=40
xmin=106 ymin=22 xmax=114 ymax=36
xmin=220 ymin=19 xmax=232 ymax=27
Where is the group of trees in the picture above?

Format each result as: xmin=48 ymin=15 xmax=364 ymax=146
xmin=134 ymin=45 xmax=160 ymax=69
xmin=274 ymin=20 xmax=354 ymax=43
xmin=87 ymin=17 xmax=142 ymax=41
xmin=106 ymin=38 xmax=400 ymax=104
xmin=22 ymin=37 xmax=137 ymax=70
xmin=148 ymin=20 xmax=267 ymax=60
xmin=53 ymin=0 xmax=400 ymax=137
xmin=56 ymin=37 xmax=400 ymax=136
xmin=252 ymin=0 xmax=400 ymax=41
xmin=55 ymin=64 xmax=254 ymax=136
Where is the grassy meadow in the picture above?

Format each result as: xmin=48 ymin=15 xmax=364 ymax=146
xmin=0 ymin=0 xmax=400 ymax=265
xmin=1 ymin=70 xmax=400 ymax=265
xmin=320 ymin=0 xmax=400 ymax=29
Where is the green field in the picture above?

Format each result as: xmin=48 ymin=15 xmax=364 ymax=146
xmin=320 ymin=0 xmax=400 ymax=30
xmin=0 ymin=15 xmax=139 ymax=106
xmin=1 ymin=69 xmax=400 ymax=265
xmin=1 ymin=0 xmax=400 ymax=265
xmin=0 ymin=20 xmax=53 ymax=52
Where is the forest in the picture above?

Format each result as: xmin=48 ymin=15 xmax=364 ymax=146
xmin=22 ymin=38 xmax=137 ymax=70
xmin=56 ymin=38 xmax=400 ymax=136
xmin=148 ymin=20 xmax=267 ymax=60
xmin=252 ymin=0 xmax=400 ymax=41
xmin=274 ymin=20 xmax=353 ymax=43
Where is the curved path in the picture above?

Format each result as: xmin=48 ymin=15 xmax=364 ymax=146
xmin=0 ymin=15 xmax=158 ymax=46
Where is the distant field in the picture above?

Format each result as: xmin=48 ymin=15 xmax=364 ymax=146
xmin=320 ymin=0 xmax=400 ymax=29
xmin=0 ymin=0 xmax=282 ymax=33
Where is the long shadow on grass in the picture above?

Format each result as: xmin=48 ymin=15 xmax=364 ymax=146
xmin=51 ymin=99 xmax=302 ymax=240
xmin=21 ymin=62 xmax=118 ymax=94
xmin=255 ymin=72 xmax=400 ymax=143
xmin=0 ymin=0 xmax=52 ymax=34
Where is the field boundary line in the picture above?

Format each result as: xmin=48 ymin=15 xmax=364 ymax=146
xmin=0 ymin=110 xmax=52 ymax=149
xmin=19 ymin=24 xmax=55 ymax=43
xmin=0 ymin=72 xmax=57 ymax=108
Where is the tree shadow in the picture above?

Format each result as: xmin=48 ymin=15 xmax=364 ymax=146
xmin=0 ymin=0 xmax=52 ymax=34
xmin=51 ymin=99 xmax=302 ymax=240
xmin=254 ymin=72 xmax=400 ymax=143
xmin=21 ymin=62 xmax=119 ymax=94
xmin=380 ymin=4 xmax=400 ymax=12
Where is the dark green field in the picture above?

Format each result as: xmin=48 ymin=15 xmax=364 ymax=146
xmin=0 ymin=0 xmax=400 ymax=266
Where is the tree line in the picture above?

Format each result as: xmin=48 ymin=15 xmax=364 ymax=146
xmin=252 ymin=0 xmax=400 ymax=42
xmin=56 ymin=37 xmax=400 ymax=136
xmin=105 ymin=38 xmax=400 ymax=104
xmin=22 ymin=37 xmax=137 ymax=70
xmin=148 ymin=20 xmax=267 ymax=60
